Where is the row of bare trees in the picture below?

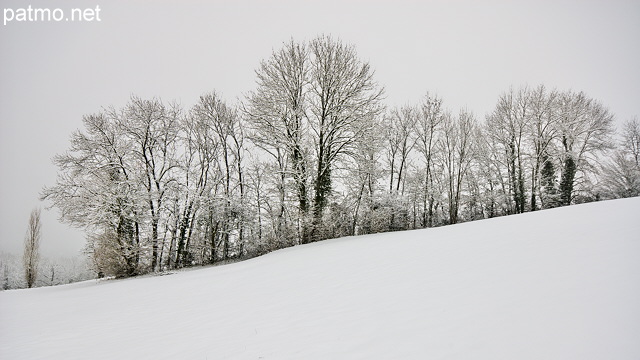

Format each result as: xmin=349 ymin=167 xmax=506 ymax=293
xmin=370 ymin=85 xmax=629 ymax=234
xmin=43 ymin=36 xmax=639 ymax=277
xmin=42 ymin=94 xmax=246 ymax=276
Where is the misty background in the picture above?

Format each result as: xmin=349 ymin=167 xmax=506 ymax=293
xmin=1 ymin=0 xmax=638 ymax=258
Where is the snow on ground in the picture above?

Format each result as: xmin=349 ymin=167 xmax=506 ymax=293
xmin=1 ymin=198 xmax=639 ymax=359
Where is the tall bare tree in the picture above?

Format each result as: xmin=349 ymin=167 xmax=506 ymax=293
xmin=556 ymin=91 xmax=614 ymax=205
xmin=246 ymin=39 xmax=310 ymax=243
xmin=23 ymin=208 xmax=41 ymax=288
xmin=248 ymin=36 xmax=383 ymax=242
xmin=441 ymin=110 xmax=477 ymax=224
xmin=170 ymin=95 xmax=224 ymax=267
xmin=621 ymin=118 xmax=640 ymax=167
xmin=416 ymin=94 xmax=444 ymax=226
xmin=347 ymin=113 xmax=384 ymax=234
xmin=526 ymin=85 xmax=559 ymax=210
xmin=122 ymin=97 xmax=181 ymax=271
xmin=486 ymin=87 xmax=530 ymax=214
xmin=42 ymin=110 xmax=141 ymax=276
xmin=308 ymin=35 xmax=384 ymax=239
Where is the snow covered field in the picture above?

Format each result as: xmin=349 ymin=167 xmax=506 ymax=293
xmin=1 ymin=198 xmax=639 ymax=359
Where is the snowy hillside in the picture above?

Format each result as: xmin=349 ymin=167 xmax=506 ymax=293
xmin=1 ymin=198 xmax=639 ymax=359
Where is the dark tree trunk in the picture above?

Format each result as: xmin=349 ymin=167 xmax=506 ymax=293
xmin=312 ymin=154 xmax=331 ymax=242
xmin=560 ymin=156 xmax=576 ymax=206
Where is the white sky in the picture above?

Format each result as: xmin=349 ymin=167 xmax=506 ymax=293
xmin=1 ymin=0 xmax=639 ymax=258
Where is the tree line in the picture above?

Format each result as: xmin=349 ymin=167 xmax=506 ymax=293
xmin=42 ymin=35 xmax=640 ymax=278
xmin=2 ymin=251 xmax=93 ymax=290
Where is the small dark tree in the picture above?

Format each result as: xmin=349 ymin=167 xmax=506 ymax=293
xmin=559 ymin=154 xmax=577 ymax=206
xmin=23 ymin=208 xmax=42 ymax=288
xmin=540 ymin=154 xmax=559 ymax=207
xmin=2 ymin=262 xmax=9 ymax=290
xmin=48 ymin=264 xmax=56 ymax=286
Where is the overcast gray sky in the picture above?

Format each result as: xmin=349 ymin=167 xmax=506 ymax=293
xmin=1 ymin=0 xmax=639 ymax=258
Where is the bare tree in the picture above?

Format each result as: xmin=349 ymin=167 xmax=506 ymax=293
xmin=621 ymin=118 xmax=640 ymax=167
xmin=176 ymin=93 xmax=230 ymax=266
xmin=246 ymin=39 xmax=310 ymax=243
xmin=385 ymin=106 xmax=418 ymax=195
xmin=23 ymin=208 xmax=41 ymax=288
xmin=441 ymin=110 xmax=477 ymax=224
xmin=598 ymin=118 xmax=640 ymax=198
xmin=204 ymin=94 xmax=245 ymax=260
xmin=599 ymin=150 xmax=640 ymax=198
xmin=308 ymin=35 xmax=384 ymax=239
xmin=556 ymin=91 xmax=614 ymax=205
xmin=486 ymin=87 xmax=530 ymax=214
xmin=346 ymin=114 xmax=384 ymax=235
xmin=122 ymin=97 xmax=181 ymax=271
xmin=247 ymin=36 xmax=383 ymax=242
xmin=416 ymin=94 xmax=444 ymax=226
xmin=526 ymin=85 xmax=559 ymax=210
xmin=382 ymin=106 xmax=417 ymax=231
xmin=42 ymin=110 xmax=142 ymax=276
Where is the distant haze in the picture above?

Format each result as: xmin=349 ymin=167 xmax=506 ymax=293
xmin=1 ymin=0 xmax=639 ymax=257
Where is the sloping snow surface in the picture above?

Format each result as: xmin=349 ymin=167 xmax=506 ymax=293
xmin=1 ymin=198 xmax=639 ymax=359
